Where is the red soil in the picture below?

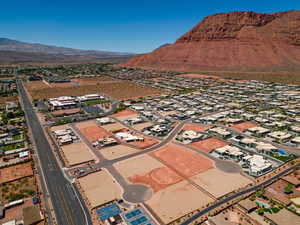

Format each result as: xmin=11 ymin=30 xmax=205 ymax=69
xmin=129 ymin=137 xmax=159 ymax=149
xmin=150 ymin=144 xmax=213 ymax=177
xmin=80 ymin=125 xmax=113 ymax=142
xmin=111 ymin=109 xmax=137 ymax=118
xmin=231 ymin=121 xmax=257 ymax=132
xmin=0 ymin=162 xmax=33 ymax=184
xmin=191 ymin=137 xmax=229 ymax=153
xmin=128 ymin=166 xmax=183 ymax=192
xmin=183 ymin=123 xmax=211 ymax=132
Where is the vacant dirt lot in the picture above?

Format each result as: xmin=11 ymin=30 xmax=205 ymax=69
xmin=191 ymin=137 xmax=229 ymax=153
xmin=72 ymin=76 xmax=118 ymax=85
xmin=183 ymin=123 xmax=212 ymax=132
xmin=28 ymin=81 xmax=164 ymax=100
xmin=0 ymin=162 xmax=33 ymax=184
xmin=129 ymin=166 xmax=182 ymax=192
xmin=76 ymin=121 xmax=113 ymax=142
xmin=101 ymin=122 xmax=126 ymax=133
xmin=51 ymin=108 xmax=81 ymax=115
xmin=61 ymin=142 xmax=95 ymax=166
xmin=191 ymin=168 xmax=252 ymax=198
xmin=25 ymin=81 xmax=49 ymax=90
xmin=132 ymin=122 xmax=153 ymax=131
xmin=150 ymin=144 xmax=214 ymax=178
xmin=77 ymin=170 xmax=122 ymax=209
xmin=146 ymin=180 xmax=214 ymax=224
xmin=100 ymin=144 xmax=138 ymax=160
xmin=115 ymin=154 xmax=163 ymax=179
xmin=231 ymin=121 xmax=257 ymax=132
xmin=110 ymin=109 xmax=138 ymax=120
xmin=50 ymin=124 xmax=70 ymax=131
xmin=0 ymin=96 xmax=18 ymax=105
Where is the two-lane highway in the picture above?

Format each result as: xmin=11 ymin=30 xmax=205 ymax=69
xmin=17 ymin=80 xmax=92 ymax=225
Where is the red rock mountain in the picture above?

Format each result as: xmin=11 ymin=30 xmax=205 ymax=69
xmin=124 ymin=10 xmax=300 ymax=71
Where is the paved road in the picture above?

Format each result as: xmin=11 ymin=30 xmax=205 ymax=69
xmin=180 ymin=162 xmax=300 ymax=225
xmin=17 ymin=80 xmax=92 ymax=225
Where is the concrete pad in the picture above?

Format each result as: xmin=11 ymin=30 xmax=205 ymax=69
xmin=61 ymin=142 xmax=95 ymax=166
xmin=146 ymin=180 xmax=214 ymax=224
xmin=191 ymin=168 xmax=252 ymax=198
xmin=78 ymin=170 xmax=122 ymax=209
xmin=100 ymin=144 xmax=138 ymax=160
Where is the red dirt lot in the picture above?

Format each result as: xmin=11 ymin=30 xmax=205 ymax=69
xmin=231 ymin=121 xmax=257 ymax=132
xmin=150 ymin=144 xmax=213 ymax=177
xmin=80 ymin=125 xmax=113 ymax=142
xmin=0 ymin=162 xmax=33 ymax=184
xmin=128 ymin=166 xmax=183 ymax=192
xmin=111 ymin=109 xmax=137 ymax=118
xmin=129 ymin=137 xmax=158 ymax=149
xmin=191 ymin=137 xmax=229 ymax=153
xmin=183 ymin=123 xmax=212 ymax=132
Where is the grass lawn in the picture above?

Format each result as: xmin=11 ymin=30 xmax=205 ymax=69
xmin=12 ymin=134 xmax=23 ymax=140
xmin=0 ymin=142 xmax=25 ymax=151
xmin=272 ymin=153 xmax=297 ymax=162
xmin=85 ymin=99 xmax=111 ymax=105
xmin=0 ymin=176 xmax=36 ymax=204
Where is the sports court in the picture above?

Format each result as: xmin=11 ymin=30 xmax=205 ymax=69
xmin=191 ymin=137 xmax=229 ymax=153
xmin=61 ymin=142 xmax=95 ymax=166
xmin=122 ymin=208 xmax=155 ymax=225
xmin=77 ymin=170 xmax=122 ymax=209
xmin=76 ymin=120 xmax=113 ymax=142
xmin=146 ymin=180 xmax=214 ymax=224
xmin=96 ymin=203 xmax=122 ymax=220
xmin=231 ymin=121 xmax=257 ymax=132
xmin=191 ymin=168 xmax=253 ymax=198
xmin=150 ymin=144 xmax=214 ymax=178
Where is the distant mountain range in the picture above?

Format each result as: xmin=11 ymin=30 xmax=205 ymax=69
xmin=124 ymin=10 xmax=300 ymax=72
xmin=0 ymin=38 xmax=133 ymax=64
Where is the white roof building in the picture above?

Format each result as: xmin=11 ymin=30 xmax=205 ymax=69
xmin=115 ymin=132 xmax=143 ymax=142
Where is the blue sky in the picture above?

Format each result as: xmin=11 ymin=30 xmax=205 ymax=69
xmin=1 ymin=0 xmax=299 ymax=53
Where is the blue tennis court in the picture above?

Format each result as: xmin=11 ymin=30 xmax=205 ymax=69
xmin=96 ymin=203 xmax=122 ymax=220
xmin=123 ymin=208 xmax=154 ymax=225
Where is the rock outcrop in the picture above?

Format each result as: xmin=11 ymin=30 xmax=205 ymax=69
xmin=124 ymin=10 xmax=300 ymax=71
